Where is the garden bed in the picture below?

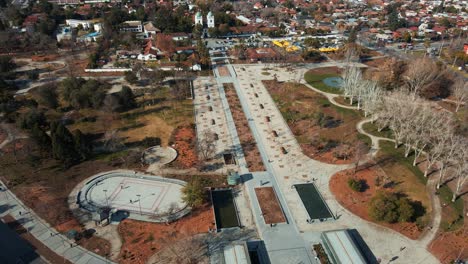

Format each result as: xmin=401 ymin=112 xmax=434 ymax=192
xmin=117 ymin=204 xmax=214 ymax=264
xmin=223 ymin=83 xmax=265 ymax=171
xmin=255 ymin=187 xmax=286 ymax=224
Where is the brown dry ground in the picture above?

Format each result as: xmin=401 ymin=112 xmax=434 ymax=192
xmin=2 ymin=214 xmax=73 ymax=264
xmin=223 ymin=83 xmax=266 ymax=171
xmin=329 ymin=165 xmax=423 ymax=240
xmin=264 ymin=80 xmax=367 ymax=164
xmin=255 ymin=187 xmax=286 ymax=224
xmin=429 ymin=227 xmax=468 ymax=264
xmin=168 ymin=125 xmax=199 ymax=169
xmin=0 ymin=139 xmax=115 ymax=257
xmin=117 ymin=204 xmax=214 ymax=264
xmin=68 ymin=86 xmax=194 ymax=147
xmin=218 ymin=66 xmax=231 ymax=77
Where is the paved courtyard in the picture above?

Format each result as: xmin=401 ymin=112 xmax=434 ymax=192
xmin=193 ymin=77 xmax=238 ymax=169
xmin=82 ymin=173 xmax=186 ymax=216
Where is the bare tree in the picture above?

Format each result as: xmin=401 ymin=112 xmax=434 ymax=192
xmin=353 ymin=141 xmax=368 ymax=174
xmin=404 ymin=57 xmax=441 ymax=100
xmin=341 ymin=66 xmax=362 ymax=105
xmin=361 ymin=80 xmax=382 ymax=116
xmin=103 ymin=130 xmax=123 ymax=152
xmin=452 ymin=78 xmax=467 ymax=112
xmin=452 ymin=141 xmax=468 ymax=201
xmin=149 ymin=235 xmax=208 ymax=264
xmin=197 ymin=130 xmax=216 ymax=160
xmin=436 ymin=134 xmax=460 ymax=189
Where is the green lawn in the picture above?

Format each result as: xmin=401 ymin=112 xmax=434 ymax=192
xmin=363 ymin=122 xmax=393 ymax=139
xmin=378 ymin=141 xmax=464 ymax=231
xmin=304 ymin=72 xmax=342 ymax=94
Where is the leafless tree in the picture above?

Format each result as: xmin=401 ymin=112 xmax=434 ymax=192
xmin=353 ymin=141 xmax=368 ymax=174
xmin=452 ymin=141 xmax=468 ymax=201
xmin=197 ymin=130 xmax=216 ymax=160
xmin=360 ymin=80 xmax=382 ymax=114
xmin=404 ymin=57 xmax=441 ymax=100
xmin=451 ymin=78 xmax=467 ymax=112
xmin=436 ymin=134 xmax=460 ymax=189
xmin=341 ymin=66 xmax=362 ymax=105
xmin=103 ymin=130 xmax=123 ymax=152
xmin=149 ymin=235 xmax=209 ymax=264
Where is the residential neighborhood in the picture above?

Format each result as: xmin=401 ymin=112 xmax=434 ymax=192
xmin=0 ymin=0 xmax=467 ymax=264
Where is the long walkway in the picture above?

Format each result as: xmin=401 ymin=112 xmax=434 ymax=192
xmin=0 ymin=182 xmax=114 ymax=264
xmin=0 ymin=125 xmax=114 ymax=264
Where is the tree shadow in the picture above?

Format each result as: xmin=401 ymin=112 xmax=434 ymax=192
xmin=121 ymin=106 xmax=171 ymax=119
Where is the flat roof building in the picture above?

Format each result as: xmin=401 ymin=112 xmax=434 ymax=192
xmin=321 ymin=229 xmax=368 ymax=264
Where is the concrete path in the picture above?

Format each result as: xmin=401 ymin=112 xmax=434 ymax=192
xmin=0 ymin=182 xmax=114 ymax=264
xmin=0 ymin=126 xmax=115 ymax=264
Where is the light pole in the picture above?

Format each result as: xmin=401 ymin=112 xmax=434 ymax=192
xmin=103 ymin=190 xmax=108 ymax=207
xmin=136 ymin=194 xmax=142 ymax=215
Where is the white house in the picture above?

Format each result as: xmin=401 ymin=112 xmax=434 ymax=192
xmin=207 ymin=11 xmax=215 ymax=28
xmin=66 ymin=19 xmax=92 ymax=30
xmin=120 ymin=21 xmax=143 ymax=32
xmin=195 ymin=11 xmax=203 ymax=25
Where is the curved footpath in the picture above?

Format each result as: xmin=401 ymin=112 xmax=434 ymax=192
xmin=303 ymin=81 xmax=442 ymax=249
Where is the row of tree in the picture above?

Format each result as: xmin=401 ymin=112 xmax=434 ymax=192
xmin=342 ymin=63 xmax=467 ymax=202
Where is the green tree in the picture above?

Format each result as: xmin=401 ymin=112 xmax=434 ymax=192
xmin=30 ymin=124 xmax=51 ymax=151
xmin=34 ymin=83 xmax=58 ymax=109
xmin=369 ymin=192 xmax=416 ymax=223
xmin=73 ymin=129 xmax=91 ymax=160
xmin=125 ymin=71 xmax=138 ymax=84
xmin=50 ymin=121 xmax=79 ymax=165
xmin=348 ymin=28 xmax=357 ymax=43
xmin=182 ymin=179 xmax=205 ymax=207
xmin=117 ymin=85 xmax=136 ymax=110
xmin=304 ymin=38 xmax=321 ymax=48
xmin=19 ymin=108 xmax=47 ymax=129
xmin=0 ymin=56 xmax=16 ymax=74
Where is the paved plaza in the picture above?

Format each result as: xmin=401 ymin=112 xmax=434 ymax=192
xmin=193 ymin=77 xmax=238 ymax=168
xmin=79 ymin=172 xmax=187 ymax=218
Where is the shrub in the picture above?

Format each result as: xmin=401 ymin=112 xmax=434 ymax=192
xmin=141 ymin=137 xmax=161 ymax=147
xmin=348 ymin=178 xmax=365 ymax=192
xmin=369 ymin=192 xmax=415 ymax=223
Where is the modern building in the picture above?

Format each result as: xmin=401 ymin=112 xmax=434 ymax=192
xmin=65 ymin=19 xmax=92 ymax=30
xmin=207 ymin=11 xmax=215 ymax=28
xmin=223 ymin=242 xmax=251 ymax=264
xmin=320 ymin=229 xmax=368 ymax=264
xmin=120 ymin=20 xmax=143 ymax=32
xmin=56 ymin=26 xmax=73 ymax=42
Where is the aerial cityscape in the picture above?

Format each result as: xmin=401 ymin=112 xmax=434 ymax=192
xmin=0 ymin=0 xmax=467 ymax=263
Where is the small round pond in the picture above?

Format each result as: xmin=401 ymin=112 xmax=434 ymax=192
xmin=322 ymin=76 xmax=343 ymax=88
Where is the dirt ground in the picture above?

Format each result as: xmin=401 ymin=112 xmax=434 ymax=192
xmin=429 ymin=228 xmax=468 ymax=263
xmin=218 ymin=66 xmax=231 ymax=77
xmin=329 ymin=165 xmax=423 ymax=240
xmin=169 ymin=125 xmax=199 ymax=169
xmin=224 ymin=83 xmax=266 ymax=171
xmin=306 ymin=66 xmax=341 ymax=75
xmin=117 ymin=204 xmax=214 ymax=264
xmin=264 ymin=80 xmax=366 ymax=165
xmin=255 ymin=187 xmax=286 ymax=224
xmin=2 ymin=215 xmax=73 ymax=264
